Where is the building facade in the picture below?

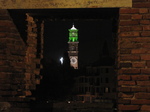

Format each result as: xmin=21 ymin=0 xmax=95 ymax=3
xmin=73 ymin=66 xmax=116 ymax=103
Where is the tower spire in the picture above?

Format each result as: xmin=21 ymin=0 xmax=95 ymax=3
xmin=71 ymin=24 xmax=77 ymax=30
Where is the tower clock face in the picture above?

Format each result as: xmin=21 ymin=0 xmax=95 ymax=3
xmin=71 ymin=57 xmax=77 ymax=64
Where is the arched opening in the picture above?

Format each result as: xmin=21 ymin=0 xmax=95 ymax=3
xmin=9 ymin=8 xmax=119 ymax=112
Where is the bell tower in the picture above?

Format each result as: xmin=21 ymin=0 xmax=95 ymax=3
xmin=68 ymin=24 xmax=79 ymax=69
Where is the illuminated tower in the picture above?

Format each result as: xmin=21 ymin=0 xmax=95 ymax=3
xmin=68 ymin=25 xmax=79 ymax=69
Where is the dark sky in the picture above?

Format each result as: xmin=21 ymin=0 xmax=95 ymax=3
xmin=44 ymin=20 xmax=113 ymax=64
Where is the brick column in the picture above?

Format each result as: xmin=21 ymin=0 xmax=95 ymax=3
xmin=35 ymin=20 xmax=44 ymax=84
xmin=25 ymin=14 xmax=44 ymax=90
xmin=118 ymin=0 xmax=150 ymax=111
xmin=25 ymin=14 xmax=38 ymax=93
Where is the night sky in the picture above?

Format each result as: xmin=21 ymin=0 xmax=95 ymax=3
xmin=44 ymin=20 xmax=113 ymax=64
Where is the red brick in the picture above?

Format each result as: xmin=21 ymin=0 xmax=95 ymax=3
xmin=0 ymin=73 xmax=11 ymax=79
xmin=119 ymin=26 xmax=131 ymax=32
xmin=118 ymin=93 xmax=134 ymax=98
xmin=120 ymin=49 xmax=131 ymax=54
xmin=0 ymin=91 xmax=18 ymax=96
xmin=118 ymin=99 xmax=130 ymax=104
xmin=143 ymin=14 xmax=150 ymax=19
xmin=0 ymin=60 xmax=9 ymax=66
xmin=119 ymin=8 xmax=139 ymax=14
xmin=137 ymin=81 xmax=150 ymax=86
xmin=131 ymin=87 xmax=147 ymax=92
xmin=143 ymin=25 xmax=150 ymax=30
xmin=119 ymin=20 xmax=139 ymax=26
xmin=0 ymin=20 xmax=14 ymax=27
xmin=120 ymin=68 xmax=141 ymax=74
xmin=0 ymin=33 xmax=6 ymax=38
xmin=139 ymin=8 xmax=149 ymax=13
xmin=120 ymin=15 xmax=131 ymax=20
xmin=132 ymin=37 xmax=150 ymax=43
xmin=131 ymin=26 xmax=143 ymax=31
xmin=132 ymin=62 xmax=145 ymax=68
xmin=131 ymin=75 xmax=149 ymax=80
xmin=34 ymin=69 xmax=40 ymax=75
xmin=141 ymin=55 xmax=150 ymax=60
xmin=0 ymin=27 xmax=10 ymax=32
xmin=23 ymin=91 xmax=32 ymax=96
xmin=142 ymin=44 xmax=150 ymax=49
xmin=120 ymin=63 xmax=132 ymax=68
xmin=147 ymin=87 xmax=150 ymax=92
xmin=27 ymin=38 xmax=37 ymax=45
xmin=119 ymin=42 xmax=133 ymax=49
xmin=146 ymin=61 xmax=150 ymax=67
xmin=131 ymin=49 xmax=148 ymax=54
xmin=10 ymin=62 xmax=25 ymax=68
xmin=0 ymin=10 xmax=9 ymax=15
xmin=132 ymin=14 xmax=143 ymax=19
xmin=118 ymin=104 xmax=140 ymax=111
xmin=12 ymin=79 xmax=26 ymax=84
xmin=0 ymin=67 xmax=14 ymax=72
xmin=140 ymin=20 xmax=150 ymax=25
xmin=133 ymin=2 xmax=150 ymax=8
xmin=7 ymin=55 xmax=24 ymax=61
xmin=118 ymin=75 xmax=131 ymax=80
xmin=0 ymin=15 xmax=11 ymax=20
xmin=118 ymin=81 xmax=136 ymax=86
xmin=118 ymin=87 xmax=131 ymax=92
xmin=141 ymin=68 xmax=150 ymax=74
xmin=25 ymin=73 xmax=31 ymax=80
xmin=119 ymin=32 xmax=140 ymax=37
xmin=0 ymin=54 xmax=7 ymax=60
xmin=13 ymin=45 xmax=26 ymax=51
xmin=141 ymin=31 xmax=150 ymax=36
xmin=141 ymin=105 xmax=150 ymax=111
xmin=120 ymin=55 xmax=140 ymax=61
xmin=12 ymin=102 xmax=30 ymax=108
xmin=0 ymin=84 xmax=11 ymax=90
xmin=149 ymin=8 xmax=150 ymax=12
xmin=34 ymin=58 xmax=41 ymax=63
xmin=131 ymin=99 xmax=150 ymax=104
xmin=120 ymin=41 xmax=141 ymax=49
xmin=27 ymin=33 xmax=37 ymax=38
xmin=135 ymin=93 xmax=150 ymax=99
xmin=11 ymin=51 xmax=25 ymax=56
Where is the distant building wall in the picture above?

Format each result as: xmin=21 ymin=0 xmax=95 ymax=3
xmin=117 ymin=0 xmax=150 ymax=111
xmin=74 ymin=66 xmax=116 ymax=103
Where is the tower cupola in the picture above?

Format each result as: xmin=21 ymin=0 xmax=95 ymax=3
xmin=68 ymin=24 xmax=78 ymax=42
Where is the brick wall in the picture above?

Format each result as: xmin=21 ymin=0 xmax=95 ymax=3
xmin=0 ymin=10 xmax=44 ymax=112
xmin=118 ymin=0 xmax=150 ymax=111
xmin=0 ymin=9 xmax=30 ymax=111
